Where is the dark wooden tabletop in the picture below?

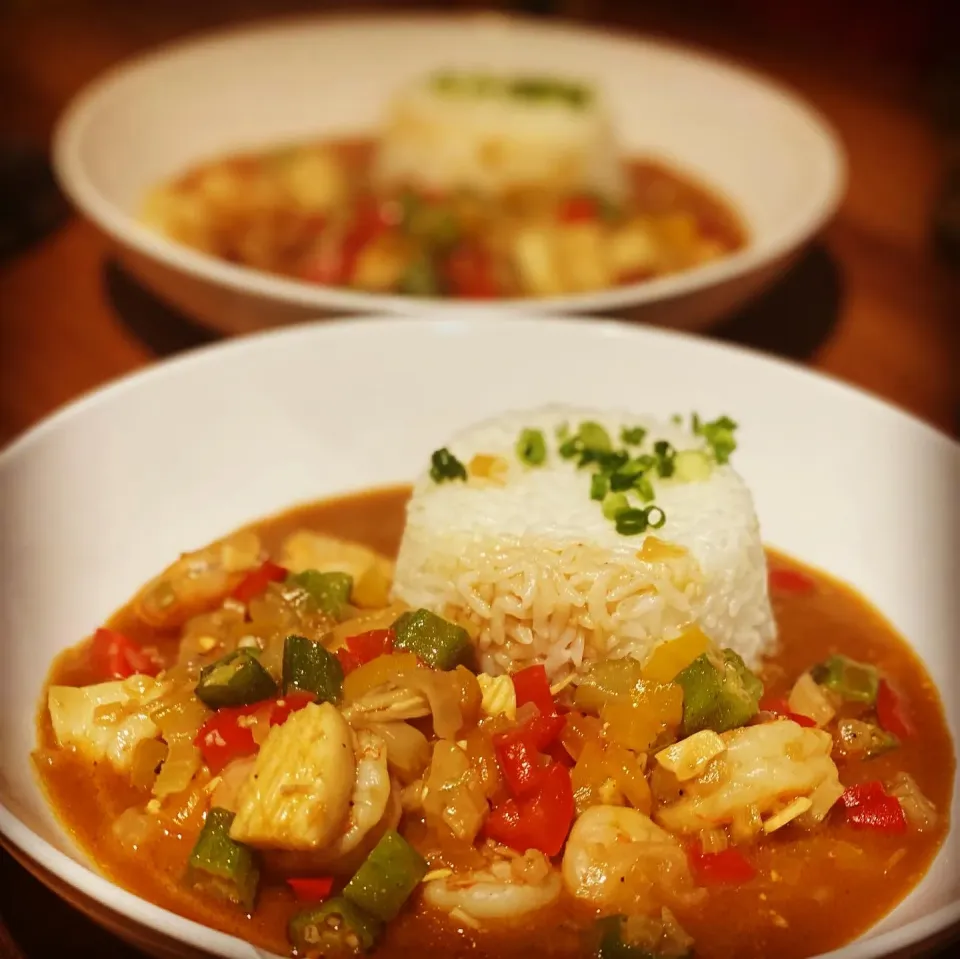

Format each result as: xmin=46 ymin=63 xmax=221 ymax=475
xmin=0 ymin=1 xmax=957 ymax=957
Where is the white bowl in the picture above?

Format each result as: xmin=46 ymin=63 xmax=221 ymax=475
xmin=53 ymin=12 xmax=845 ymax=335
xmin=0 ymin=315 xmax=956 ymax=959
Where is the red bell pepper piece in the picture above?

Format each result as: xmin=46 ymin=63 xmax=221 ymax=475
xmin=839 ymin=781 xmax=907 ymax=832
xmin=196 ymin=692 xmax=315 ymax=772
xmin=485 ymin=762 xmax=575 ymax=857
xmin=194 ymin=705 xmax=260 ymax=774
xmin=231 ymin=560 xmax=287 ymax=603
xmin=443 ymin=245 xmax=499 ymax=299
xmin=759 ymin=696 xmax=818 ymax=728
xmin=768 ymin=568 xmax=816 ymax=595
xmin=558 ymin=195 xmax=598 ymax=223
xmin=688 ymin=842 xmax=757 ymax=885
xmin=91 ymin=628 xmax=161 ymax=680
xmin=336 ymin=629 xmax=395 ymax=674
xmin=511 ymin=664 xmax=557 ymax=718
xmin=525 ymin=713 xmax=566 ymax=751
xmin=493 ymin=727 xmax=549 ymax=799
xmin=876 ymin=679 xmax=912 ymax=740
xmin=269 ymin=691 xmax=316 ymax=727
xmin=287 ymin=876 xmax=334 ymax=902
xmin=839 ymin=781 xmax=886 ymax=808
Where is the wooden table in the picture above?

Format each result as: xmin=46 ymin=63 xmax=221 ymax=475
xmin=0 ymin=3 xmax=957 ymax=958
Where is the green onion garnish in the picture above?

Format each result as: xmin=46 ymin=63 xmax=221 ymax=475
xmin=516 ymin=428 xmax=547 ymax=467
xmin=615 ymin=505 xmax=666 ymax=536
xmin=601 ymin=491 xmax=629 ymax=521
xmin=590 ymin=473 xmax=609 ymax=502
xmin=645 ymin=506 xmax=666 ymax=529
xmin=654 ymin=440 xmax=676 ymax=478
xmin=694 ymin=415 xmax=738 ymax=465
xmin=634 ymin=474 xmax=655 ymax=503
xmin=614 ymin=508 xmax=648 ymax=535
xmin=429 ymin=448 xmax=467 ymax=483
xmin=578 ymin=422 xmax=612 ymax=453
xmin=620 ymin=426 xmax=647 ymax=446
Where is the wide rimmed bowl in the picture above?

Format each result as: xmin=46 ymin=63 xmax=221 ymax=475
xmin=0 ymin=315 xmax=956 ymax=958
xmin=53 ymin=12 xmax=844 ymax=335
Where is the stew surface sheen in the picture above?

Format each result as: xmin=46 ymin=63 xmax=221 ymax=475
xmin=35 ymin=487 xmax=954 ymax=959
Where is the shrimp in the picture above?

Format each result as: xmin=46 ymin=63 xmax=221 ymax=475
xmin=562 ymin=805 xmax=697 ymax=913
xmin=423 ymin=850 xmax=561 ymax=926
xmin=655 ymin=721 xmax=841 ymax=836
xmin=134 ymin=531 xmax=262 ymax=628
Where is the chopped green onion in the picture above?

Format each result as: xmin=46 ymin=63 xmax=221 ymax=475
xmin=670 ymin=413 xmax=683 ymax=425
xmin=187 ymin=808 xmax=260 ymax=910
xmin=287 ymin=570 xmax=353 ymax=619
xmin=594 ymin=449 xmax=629 ymax=473
xmin=392 ymin=609 xmax=471 ymax=670
xmin=654 ymin=440 xmax=676 ymax=478
xmin=614 ymin=508 xmax=649 ymax=536
xmin=674 ymin=449 xmax=712 ymax=483
xmin=288 ymin=897 xmax=382 ymax=956
xmin=556 ymin=422 xmax=571 ymax=442
xmin=633 ymin=474 xmax=655 ymax=503
xmin=579 ymin=421 xmax=612 ymax=453
xmin=429 ymin=447 xmax=467 ymax=483
xmin=644 ymin=506 xmax=666 ymax=529
xmin=195 ymin=649 xmax=277 ymax=709
xmin=516 ymin=428 xmax=547 ymax=467
xmin=558 ymin=436 xmax=581 ymax=460
xmin=590 ymin=473 xmax=610 ymax=501
xmin=620 ymin=426 xmax=647 ymax=446
xmin=694 ymin=415 xmax=738 ymax=465
xmin=601 ymin=491 xmax=629 ymax=520
xmin=282 ymin=635 xmax=343 ymax=703
xmin=342 ymin=830 xmax=428 ymax=922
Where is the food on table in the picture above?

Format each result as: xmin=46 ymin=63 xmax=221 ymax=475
xmin=141 ymin=71 xmax=745 ymax=299
xmin=35 ymin=408 xmax=952 ymax=959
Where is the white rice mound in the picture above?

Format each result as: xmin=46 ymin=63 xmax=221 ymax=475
xmin=372 ymin=73 xmax=627 ymax=201
xmin=392 ymin=406 xmax=776 ymax=679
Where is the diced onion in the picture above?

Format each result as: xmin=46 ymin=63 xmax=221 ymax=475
xmin=788 ymin=673 xmax=836 ymax=726
xmin=130 ymin=738 xmax=169 ymax=791
xmin=366 ymin=721 xmax=431 ymax=783
xmin=149 ymin=690 xmax=209 ymax=797
xmin=698 ymin=828 xmax=728 ymax=854
xmin=423 ymin=740 xmax=488 ymax=843
xmin=887 ymin=772 xmax=938 ymax=831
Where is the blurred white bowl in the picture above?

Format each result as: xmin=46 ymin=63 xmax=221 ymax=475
xmin=53 ymin=12 xmax=845 ymax=335
xmin=0 ymin=315 xmax=956 ymax=959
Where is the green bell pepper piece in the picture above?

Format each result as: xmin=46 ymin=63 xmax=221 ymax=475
xmin=187 ymin=808 xmax=260 ymax=910
xmin=675 ymin=649 xmax=763 ymax=736
xmin=811 ymin=654 xmax=879 ymax=705
xmin=342 ymin=830 xmax=428 ymax=922
xmin=195 ymin=649 xmax=277 ymax=708
xmin=573 ymin=658 xmax=647 ymax=714
xmin=288 ymin=896 xmax=382 ymax=956
xmin=591 ymin=915 xmax=692 ymax=959
xmin=391 ymin=609 xmax=471 ymax=670
xmin=287 ymin=569 xmax=353 ymax=619
xmin=282 ymin=634 xmax=343 ymax=703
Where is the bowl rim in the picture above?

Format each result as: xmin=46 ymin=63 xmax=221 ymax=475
xmin=51 ymin=9 xmax=847 ymax=318
xmin=2 ymin=314 xmax=956 ymax=959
